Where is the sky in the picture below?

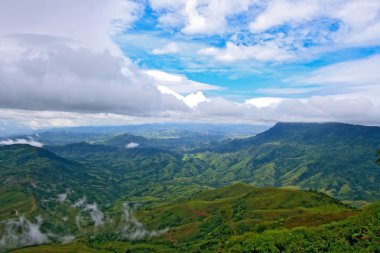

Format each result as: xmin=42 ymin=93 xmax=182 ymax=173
xmin=1 ymin=0 xmax=380 ymax=134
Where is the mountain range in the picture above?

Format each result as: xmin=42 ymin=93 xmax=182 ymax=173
xmin=1 ymin=122 xmax=380 ymax=252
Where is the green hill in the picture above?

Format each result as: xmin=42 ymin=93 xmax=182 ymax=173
xmin=35 ymin=122 xmax=380 ymax=203
xmin=2 ymin=122 xmax=380 ymax=252
xmin=136 ymin=183 xmax=354 ymax=241
xmin=0 ymin=144 xmax=123 ymax=220
xmin=186 ymin=122 xmax=380 ymax=202
xmin=9 ymin=184 xmax=380 ymax=253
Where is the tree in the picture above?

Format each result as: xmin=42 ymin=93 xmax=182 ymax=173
xmin=221 ymin=205 xmax=237 ymax=235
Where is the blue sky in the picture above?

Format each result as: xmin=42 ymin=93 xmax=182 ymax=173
xmin=0 ymin=0 xmax=380 ymax=133
xmin=111 ymin=0 xmax=380 ymax=103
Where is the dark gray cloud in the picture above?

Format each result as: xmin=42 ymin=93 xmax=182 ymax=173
xmin=0 ymin=35 xmax=188 ymax=115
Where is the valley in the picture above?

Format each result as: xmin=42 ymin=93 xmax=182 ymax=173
xmin=1 ymin=122 xmax=380 ymax=252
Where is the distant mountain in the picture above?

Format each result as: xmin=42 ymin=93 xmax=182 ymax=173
xmin=42 ymin=122 xmax=380 ymax=202
xmin=3 ymin=123 xmax=268 ymax=147
xmin=213 ymin=122 xmax=380 ymax=152
xmin=187 ymin=122 xmax=380 ymax=202
xmin=0 ymin=144 xmax=121 ymax=218
xmin=105 ymin=131 xmax=226 ymax=152
xmin=34 ymin=123 xmax=269 ymax=138
xmin=2 ymin=122 xmax=380 ymax=252
xmin=47 ymin=141 xmax=118 ymax=156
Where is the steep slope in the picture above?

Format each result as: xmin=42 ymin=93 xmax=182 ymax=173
xmin=0 ymin=144 xmax=118 ymax=218
xmin=45 ymin=142 xmax=208 ymax=206
xmin=213 ymin=122 xmax=380 ymax=152
xmin=9 ymin=183 xmax=365 ymax=253
xmin=137 ymin=183 xmax=354 ymax=233
xmin=187 ymin=122 xmax=380 ymax=202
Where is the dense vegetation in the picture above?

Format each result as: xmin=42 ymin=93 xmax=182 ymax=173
xmin=47 ymin=122 xmax=380 ymax=204
xmin=1 ymin=122 xmax=380 ymax=252
xmin=7 ymin=186 xmax=380 ymax=253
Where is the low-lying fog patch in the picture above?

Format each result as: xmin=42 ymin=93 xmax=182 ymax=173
xmin=125 ymin=142 xmax=140 ymax=149
xmin=0 ymin=138 xmax=43 ymax=147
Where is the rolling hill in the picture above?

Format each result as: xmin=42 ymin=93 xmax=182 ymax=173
xmin=186 ymin=122 xmax=380 ymax=203
xmin=1 ymin=122 xmax=380 ymax=252
xmin=8 ymin=184 xmax=380 ymax=253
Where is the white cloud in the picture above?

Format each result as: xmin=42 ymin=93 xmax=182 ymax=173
xmin=121 ymin=202 xmax=168 ymax=240
xmin=146 ymin=70 xmax=222 ymax=94
xmin=198 ymin=41 xmax=294 ymax=62
xmin=183 ymin=91 xmax=208 ymax=108
xmin=0 ymin=0 xmax=144 ymax=55
xmin=151 ymin=0 xmax=254 ymax=35
xmin=255 ymin=87 xmax=321 ymax=96
xmin=0 ymin=216 xmax=48 ymax=250
xmin=0 ymin=0 xmax=379 ymax=128
xmin=331 ymin=0 xmax=380 ymax=46
xmin=300 ymin=54 xmax=380 ymax=88
xmin=147 ymin=0 xmax=380 ymax=63
xmin=1 ymin=48 xmax=380 ymax=127
xmin=247 ymin=0 xmax=380 ymax=57
xmin=0 ymin=1 xmax=197 ymax=116
xmin=245 ymin=97 xmax=286 ymax=108
xmin=151 ymin=42 xmax=180 ymax=55
xmin=0 ymin=138 xmax=43 ymax=147
xmin=125 ymin=142 xmax=140 ymax=148
xmin=0 ymin=34 xmax=189 ymax=115
xmin=249 ymin=0 xmax=319 ymax=32
xmin=157 ymin=85 xmax=208 ymax=108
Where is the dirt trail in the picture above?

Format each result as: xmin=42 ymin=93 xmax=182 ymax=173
xmin=168 ymin=230 xmax=178 ymax=244
xmin=186 ymin=205 xmax=209 ymax=217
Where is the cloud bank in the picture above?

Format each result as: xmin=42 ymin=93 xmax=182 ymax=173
xmin=0 ymin=138 xmax=43 ymax=147
xmin=0 ymin=0 xmax=379 ymax=129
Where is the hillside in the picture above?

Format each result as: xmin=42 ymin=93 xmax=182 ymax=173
xmin=8 ymin=184 xmax=380 ymax=253
xmin=42 ymin=122 xmax=380 ymax=203
xmin=186 ymin=122 xmax=380 ymax=202
xmin=36 ymin=122 xmax=380 ymax=203
xmin=137 ymin=183 xmax=354 ymax=235
xmin=0 ymin=144 xmax=123 ymax=221
xmin=1 ymin=122 xmax=380 ymax=251
xmin=105 ymin=131 xmax=226 ymax=152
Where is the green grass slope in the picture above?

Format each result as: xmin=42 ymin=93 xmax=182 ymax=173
xmin=10 ymin=184 xmax=378 ymax=253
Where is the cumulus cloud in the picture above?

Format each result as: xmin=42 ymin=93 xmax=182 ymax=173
xmin=150 ymin=0 xmax=253 ymax=35
xmin=147 ymin=0 xmax=380 ymax=62
xmin=0 ymin=35 xmax=188 ymax=115
xmin=249 ymin=0 xmax=319 ymax=32
xmin=0 ymin=0 xmax=379 ymax=128
xmin=0 ymin=138 xmax=43 ymax=147
xmin=157 ymin=86 xmax=208 ymax=108
xmin=0 ymin=1 xmax=194 ymax=117
xmin=146 ymin=70 xmax=222 ymax=94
